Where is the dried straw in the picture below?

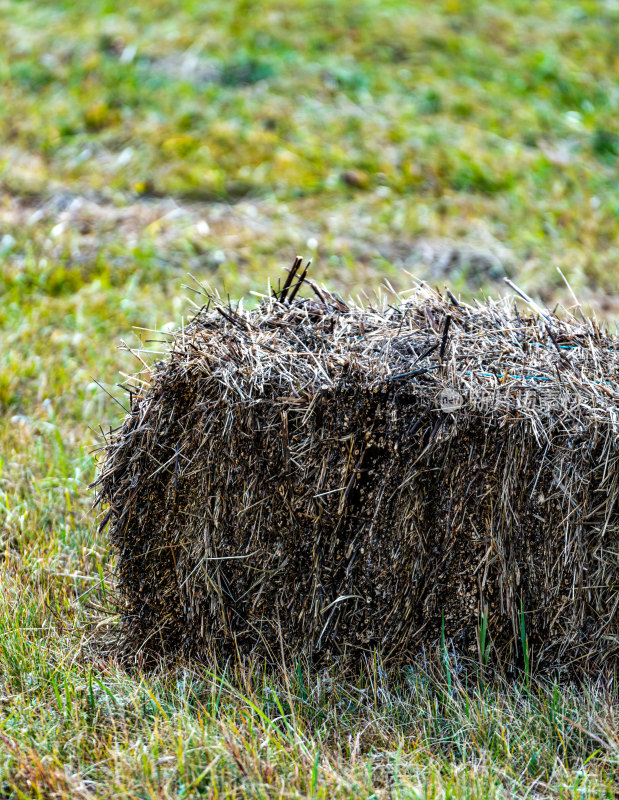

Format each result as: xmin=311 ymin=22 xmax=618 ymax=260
xmin=94 ymin=261 xmax=619 ymax=675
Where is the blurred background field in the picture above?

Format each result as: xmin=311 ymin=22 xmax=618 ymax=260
xmin=1 ymin=0 xmax=619 ymax=796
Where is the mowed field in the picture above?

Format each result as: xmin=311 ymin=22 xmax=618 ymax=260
xmin=1 ymin=0 xmax=619 ymax=796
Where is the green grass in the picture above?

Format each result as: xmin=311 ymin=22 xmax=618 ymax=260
xmin=1 ymin=0 xmax=619 ymax=795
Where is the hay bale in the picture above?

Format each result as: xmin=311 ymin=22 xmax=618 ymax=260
xmin=95 ymin=264 xmax=619 ymax=674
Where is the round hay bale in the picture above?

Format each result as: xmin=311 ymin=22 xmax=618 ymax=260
xmin=95 ymin=265 xmax=619 ymax=675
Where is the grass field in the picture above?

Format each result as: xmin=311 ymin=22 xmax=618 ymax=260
xmin=1 ymin=0 xmax=619 ymax=796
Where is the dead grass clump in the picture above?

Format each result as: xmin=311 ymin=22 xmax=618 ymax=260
xmin=94 ymin=261 xmax=619 ymax=675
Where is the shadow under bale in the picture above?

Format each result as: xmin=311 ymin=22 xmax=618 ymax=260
xmin=94 ymin=263 xmax=619 ymax=676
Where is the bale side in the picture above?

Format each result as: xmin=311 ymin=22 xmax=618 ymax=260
xmin=95 ymin=281 xmax=619 ymax=674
